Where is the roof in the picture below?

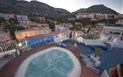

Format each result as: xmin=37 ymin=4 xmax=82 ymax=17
xmin=16 ymin=15 xmax=28 ymax=17
xmin=39 ymin=23 xmax=49 ymax=27
xmin=20 ymin=23 xmax=38 ymax=27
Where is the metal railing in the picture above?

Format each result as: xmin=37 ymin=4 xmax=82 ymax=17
xmin=0 ymin=41 xmax=16 ymax=52
xmin=101 ymin=70 xmax=110 ymax=77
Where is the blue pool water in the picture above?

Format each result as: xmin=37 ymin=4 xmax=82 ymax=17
xmin=25 ymin=49 xmax=73 ymax=77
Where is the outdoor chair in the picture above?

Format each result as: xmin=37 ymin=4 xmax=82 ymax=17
xmin=56 ymin=42 xmax=67 ymax=47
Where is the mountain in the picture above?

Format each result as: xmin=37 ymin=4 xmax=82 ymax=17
xmin=73 ymin=4 xmax=119 ymax=14
xmin=0 ymin=0 xmax=70 ymax=19
xmin=0 ymin=0 xmax=119 ymax=19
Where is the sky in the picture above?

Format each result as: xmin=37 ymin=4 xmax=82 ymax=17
xmin=26 ymin=0 xmax=123 ymax=14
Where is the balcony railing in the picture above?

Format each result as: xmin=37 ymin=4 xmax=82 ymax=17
xmin=0 ymin=41 xmax=16 ymax=52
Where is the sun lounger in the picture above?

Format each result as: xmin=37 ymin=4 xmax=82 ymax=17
xmin=106 ymin=37 xmax=123 ymax=48
xmin=83 ymin=39 xmax=106 ymax=47
xmin=76 ymin=37 xmax=106 ymax=47
xmin=86 ymin=64 xmax=100 ymax=73
xmin=80 ymin=54 xmax=101 ymax=67
xmin=81 ymin=54 xmax=100 ymax=73
xmin=83 ymin=58 xmax=94 ymax=66
xmin=80 ymin=54 xmax=88 ymax=59
xmin=80 ymin=54 xmax=94 ymax=66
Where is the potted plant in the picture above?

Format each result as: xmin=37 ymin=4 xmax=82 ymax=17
xmin=94 ymin=47 xmax=102 ymax=57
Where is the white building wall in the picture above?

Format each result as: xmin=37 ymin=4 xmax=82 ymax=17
xmin=17 ymin=15 xmax=30 ymax=23
xmin=116 ymin=20 xmax=123 ymax=25
xmin=0 ymin=13 xmax=14 ymax=20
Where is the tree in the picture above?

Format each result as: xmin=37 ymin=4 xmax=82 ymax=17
xmin=0 ymin=17 xmax=6 ymax=26
xmin=29 ymin=17 xmax=43 ymax=23
xmin=9 ymin=25 xmax=25 ymax=35
xmin=105 ymin=19 xmax=118 ymax=24
xmin=4 ymin=24 xmax=25 ymax=36
xmin=45 ymin=19 xmax=55 ymax=31
xmin=9 ymin=16 xmax=18 ymax=24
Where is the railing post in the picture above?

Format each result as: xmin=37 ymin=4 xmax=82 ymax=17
xmin=15 ymin=41 xmax=20 ymax=56
xmin=16 ymin=48 xmax=20 ymax=55
xmin=0 ymin=46 xmax=3 ymax=52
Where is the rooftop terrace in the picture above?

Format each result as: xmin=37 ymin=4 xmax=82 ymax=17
xmin=0 ymin=43 xmax=100 ymax=77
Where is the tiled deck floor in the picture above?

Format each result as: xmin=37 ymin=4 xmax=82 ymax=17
xmin=0 ymin=43 xmax=100 ymax=77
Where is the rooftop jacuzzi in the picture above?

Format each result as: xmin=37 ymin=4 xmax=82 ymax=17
xmin=15 ymin=47 xmax=81 ymax=77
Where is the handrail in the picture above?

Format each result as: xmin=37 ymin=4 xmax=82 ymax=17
xmin=101 ymin=70 xmax=110 ymax=77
